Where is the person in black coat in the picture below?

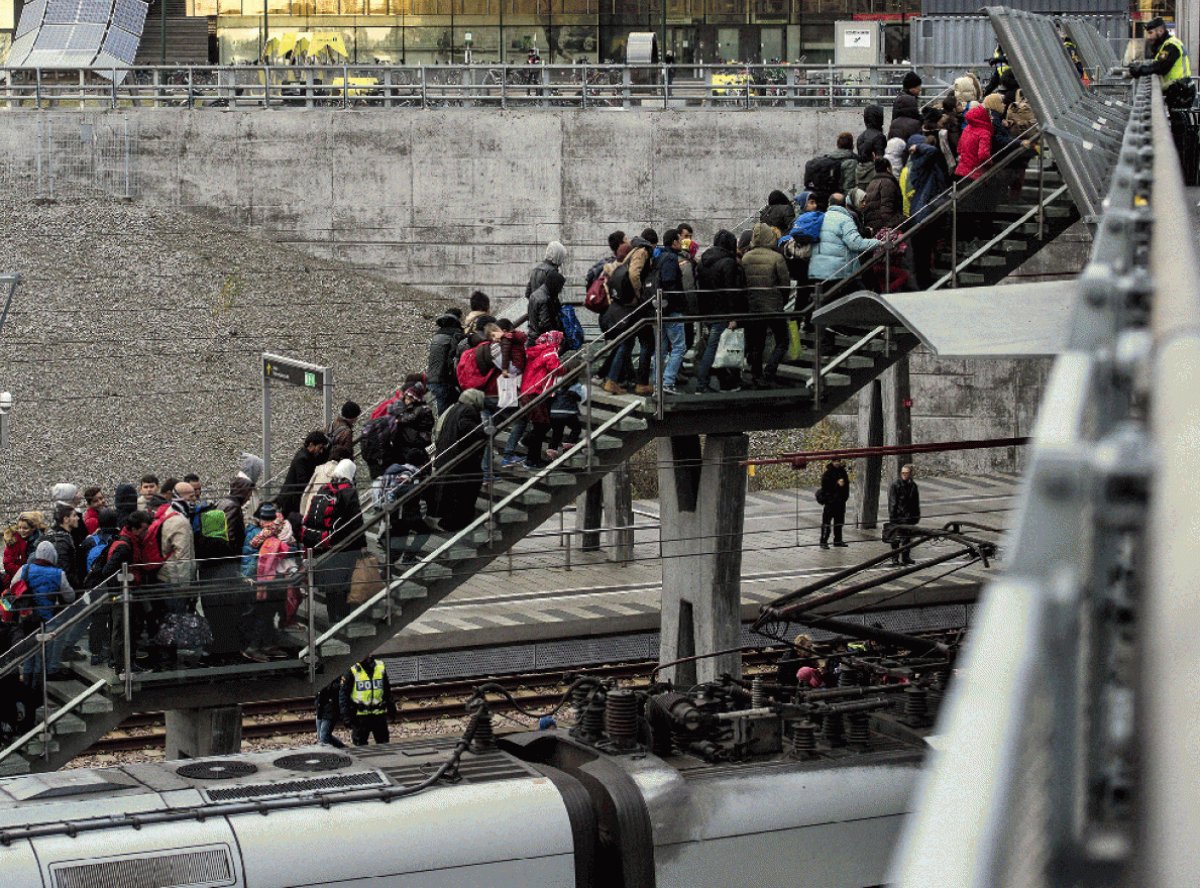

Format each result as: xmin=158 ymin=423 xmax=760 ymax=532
xmin=887 ymin=463 xmax=921 ymax=565
xmin=692 ymin=229 xmax=747 ymax=394
xmin=526 ymin=269 xmax=566 ymax=340
xmin=277 ymin=431 xmax=329 ymax=520
xmin=819 ymin=459 xmax=850 ymax=549
xmin=427 ymin=389 xmax=489 ymax=532
xmin=857 ymin=104 xmax=887 ymax=168
xmin=426 ymin=310 xmax=465 ymax=415
xmin=316 ymin=677 xmax=347 ymax=748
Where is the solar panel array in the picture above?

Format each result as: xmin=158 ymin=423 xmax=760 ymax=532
xmin=6 ymin=0 xmax=150 ymax=72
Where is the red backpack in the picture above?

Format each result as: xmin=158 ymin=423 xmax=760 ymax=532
xmin=584 ymin=272 xmax=610 ymax=313
xmin=140 ymin=503 xmax=175 ymax=573
xmin=369 ymin=391 xmax=402 ymax=420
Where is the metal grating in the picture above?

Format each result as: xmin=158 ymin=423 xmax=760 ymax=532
xmin=273 ymin=752 xmax=353 ymax=772
xmin=50 ymin=847 xmax=234 ymax=888
xmin=1063 ymin=17 xmax=1124 ymax=78
xmin=985 ymin=6 xmax=1130 ymax=225
xmin=176 ymin=760 xmax=259 ymax=781
xmin=203 ymin=771 xmax=386 ymax=802
xmin=381 ymin=750 xmax=536 ymax=787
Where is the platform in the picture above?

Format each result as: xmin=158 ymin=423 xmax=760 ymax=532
xmin=378 ymin=472 xmax=1020 ymax=655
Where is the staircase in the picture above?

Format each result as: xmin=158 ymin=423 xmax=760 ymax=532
xmin=0 ymin=310 xmax=919 ymax=775
xmin=133 ymin=0 xmax=211 ymax=66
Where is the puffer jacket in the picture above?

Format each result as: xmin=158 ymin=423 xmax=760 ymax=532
xmin=426 ymin=313 xmax=465 ymax=385
xmin=889 ymin=93 xmax=923 ymax=142
xmin=808 ymin=205 xmax=882 ymax=281
xmin=740 ymin=223 xmax=790 ymax=312
xmin=830 ymin=147 xmax=859 ymax=196
xmin=857 ymin=105 xmax=887 ymax=163
xmin=908 ymin=137 xmax=951 ymax=223
xmin=520 ymin=334 xmax=564 ymax=399
xmin=860 ymin=170 xmax=903 ymax=234
xmin=695 ymin=230 xmax=747 ymax=317
xmin=955 ymin=104 xmax=993 ymax=179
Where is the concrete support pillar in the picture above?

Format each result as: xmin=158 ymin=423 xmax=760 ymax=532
xmin=165 ymin=705 xmax=243 ymax=759
xmin=602 ymin=460 xmax=634 ymax=564
xmin=892 ymin=356 xmax=913 ymax=476
xmin=575 ymin=482 xmax=603 ymax=553
xmin=657 ymin=433 xmax=748 ymax=686
xmin=856 ymin=378 xmax=885 ymax=530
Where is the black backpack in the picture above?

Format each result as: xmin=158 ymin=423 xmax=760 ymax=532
xmin=359 ymin=414 xmax=396 ymax=464
xmin=300 ymin=482 xmax=342 ymax=551
xmin=641 ymin=252 xmax=663 ymax=306
xmin=607 ymin=262 xmax=637 ymax=306
xmin=804 ymin=154 xmax=843 ymax=198
xmin=82 ymin=539 xmax=127 ymax=590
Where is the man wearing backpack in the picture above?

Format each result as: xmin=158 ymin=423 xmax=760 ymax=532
xmin=301 ymin=459 xmax=364 ymax=627
xmin=526 ymin=241 xmax=567 ymax=299
xmin=82 ymin=507 xmax=120 ymax=665
xmin=526 ymin=268 xmax=566 ymax=340
xmin=620 ymin=229 xmax=660 ymax=396
xmin=100 ymin=511 xmax=151 ymax=676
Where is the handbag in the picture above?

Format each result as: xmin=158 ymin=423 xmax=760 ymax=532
xmin=0 ymin=577 xmax=30 ymax=622
xmin=497 ymin=372 xmax=521 ymax=410
xmin=712 ymin=328 xmax=745 ymax=370
xmin=348 ymin=552 xmax=384 ymax=605
xmin=815 ymin=488 xmax=828 ymax=505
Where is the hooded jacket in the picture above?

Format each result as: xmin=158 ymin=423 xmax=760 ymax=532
xmin=889 ymin=93 xmax=923 ymax=142
xmin=624 ymin=236 xmax=655 ymax=293
xmin=520 ymin=332 xmax=564 ymax=399
xmin=955 ymin=104 xmax=994 ymax=179
xmin=14 ymin=541 xmax=74 ymax=622
xmin=426 ymin=313 xmax=465 ymax=386
xmin=857 ymin=105 xmax=888 ymax=163
xmin=808 ymin=205 xmax=883 ymax=282
xmin=525 ymin=241 xmax=567 ymax=298
xmin=696 ymin=230 xmax=747 ymax=317
xmin=907 ymin=135 xmax=951 ymax=223
xmin=860 ymin=168 xmax=903 ymax=234
xmin=741 ymin=223 xmax=790 ymax=313
xmin=526 ymin=270 xmax=566 ymax=340
xmin=159 ymin=500 xmax=195 ymax=587
xmin=759 ymin=190 xmax=796 ymax=234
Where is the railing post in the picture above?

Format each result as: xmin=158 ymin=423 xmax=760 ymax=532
xmin=585 ymin=360 xmax=594 ymax=472
xmin=1037 ymin=146 xmax=1046 ymax=240
xmin=655 ymin=297 xmax=665 ymax=421
xmin=121 ymin=565 xmax=133 ymax=701
xmin=486 ymin=427 xmax=496 ymax=538
xmin=827 ymin=60 xmax=834 ymax=109
xmin=342 ymin=63 xmax=350 ymax=109
xmin=39 ymin=630 xmax=50 ymax=760
xmin=187 ymin=67 xmax=195 ymax=107
xmin=306 ymin=547 xmax=316 ymax=685
xmin=951 ymin=180 xmax=959 ymax=289
xmin=662 ymin=62 xmax=669 ymax=109
xmin=111 ymin=70 xmax=118 ymax=108
xmin=501 ymin=65 xmax=507 ymax=109
xmin=264 ymin=64 xmax=272 ymax=108
xmin=35 ymin=68 xmax=42 ymax=110
xmin=622 ymin=66 xmax=631 ymax=110
xmin=384 ymin=513 xmax=393 ymax=626
xmin=420 ymin=65 xmax=428 ymax=109
xmin=812 ymin=284 xmax=823 ymax=409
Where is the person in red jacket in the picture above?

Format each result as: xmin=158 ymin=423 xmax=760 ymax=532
xmin=1 ymin=511 xmax=47 ymax=593
xmin=81 ymin=487 xmax=107 ymax=534
xmin=954 ymin=103 xmax=992 ymax=180
xmin=502 ymin=330 xmax=564 ymax=470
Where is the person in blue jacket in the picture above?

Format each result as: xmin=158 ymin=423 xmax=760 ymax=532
xmin=808 ymin=193 xmax=883 ymax=286
xmin=12 ymin=541 xmax=76 ymax=683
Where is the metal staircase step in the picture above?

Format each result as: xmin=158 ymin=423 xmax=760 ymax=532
xmin=24 ymin=737 xmax=60 ymax=756
xmin=414 ymin=561 xmax=454 ymax=581
xmin=34 ymin=707 xmax=87 ymax=735
xmin=476 ymin=503 xmax=528 ymax=524
xmin=956 ymin=271 xmax=987 ymax=285
xmin=47 ymin=679 xmax=113 ymax=714
xmin=283 ymin=627 xmax=349 ymax=656
xmin=999 ymin=239 xmax=1030 ymax=253
xmin=775 ymin=365 xmax=852 ymax=387
xmin=0 ymin=755 xmax=31 ymax=776
xmin=340 ymin=621 xmax=377 ymax=639
xmin=489 ymin=479 xmax=552 ymax=505
xmin=539 ymin=470 xmax=578 ymax=487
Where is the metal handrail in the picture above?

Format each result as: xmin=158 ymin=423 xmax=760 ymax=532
xmin=0 ymin=678 xmax=106 ymax=765
xmin=0 ymin=62 xmax=971 ymax=111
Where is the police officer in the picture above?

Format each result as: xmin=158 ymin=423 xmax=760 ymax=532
xmin=1131 ymin=17 xmax=1196 ymax=165
xmin=339 ymin=654 xmax=396 ymax=746
xmin=984 ymin=44 xmax=1019 ymax=106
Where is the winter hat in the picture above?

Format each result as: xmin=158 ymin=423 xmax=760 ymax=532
xmin=332 ymin=459 xmax=357 ymax=481
xmin=255 ymin=502 xmax=278 ymax=521
xmin=796 ymin=666 xmax=823 ymax=688
xmin=544 ymin=240 xmax=568 ymax=267
xmin=34 ymin=540 xmax=57 ymax=564
xmin=767 ymin=189 xmax=790 ymax=206
xmin=341 ymin=400 xmax=362 ymax=420
xmin=239 ymin=453 xmax=264 ymax=486
xmin=1146 ymin=16 xmax=1165 ymax=30
xmin=97 ymin=508 xmax=119 ymax=531
xmin=404 ymin=381 xmax=428 ymax=401
xmin=901 ymin=71 xmax=922 ymax=91
xmin=114 ymin=484 xmax=138 ymax=519
xmin=982 ymin=93 xmax=1006 ymax=114
xmin=51 ymin=483 xmax=79 ymax=505
xmin=537 ymin=330 xmax=565 ymax=349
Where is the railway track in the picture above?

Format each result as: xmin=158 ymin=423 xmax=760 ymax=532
xmin=89 ymin=656 xmax=768 ymax=754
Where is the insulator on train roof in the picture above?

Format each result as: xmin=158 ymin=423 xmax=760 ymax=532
xmin=604 ymin=689 xmax=638 ymax=750
xmin=789 ymin=719 xmax=817 ymax=757
xmin=903 ymin=687 xmax=930 ymax=728
xmin=846 ymin=712 xmax=871 ymax=749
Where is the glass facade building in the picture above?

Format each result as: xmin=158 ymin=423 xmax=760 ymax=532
xmin=188 ymin=0 xmax=921 ymax=66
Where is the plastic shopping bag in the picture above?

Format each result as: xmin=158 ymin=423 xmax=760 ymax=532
xmin=713 ymin=328 xmax=745 ymax=370
xmin=497 ymin=373 xmax=521 ymax=410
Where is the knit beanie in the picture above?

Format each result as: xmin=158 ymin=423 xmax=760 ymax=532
xmin=901 ymin=71 xmax=922 ymax=91
xmin=51 ymin=483 xmax=79 ymax=505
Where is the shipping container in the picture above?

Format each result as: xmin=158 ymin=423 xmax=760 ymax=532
xmin=910 ymin=13 xmax=1130 ymax=71
xmin=921 ymin=0 xmax=1124 ymax=14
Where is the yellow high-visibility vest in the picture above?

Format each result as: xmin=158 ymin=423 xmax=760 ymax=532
xmin=349 ymin=661 xmax=387 ymax=715
xmin=1159 ymin=36 xmax=1192 ymax=87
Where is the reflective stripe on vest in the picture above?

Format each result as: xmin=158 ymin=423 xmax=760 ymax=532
xmin=349 ymin=661 xmax=387 ymax=715
xmin=1160 ymin=37 xmax=1192 ymax=87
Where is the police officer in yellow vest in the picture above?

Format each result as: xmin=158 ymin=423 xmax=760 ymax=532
xmin=339 ymin=654 xmax=396 ymax=746
xmin=1131 ymin=17 xmax=1194 ymax=108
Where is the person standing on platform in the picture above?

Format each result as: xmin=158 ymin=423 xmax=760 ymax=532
xmin=316 ymin=676 xmax=347 ymax=748
xmin=340 ymin=654 xmax=395 ymax=746
xmin=819 ymin=458 xmax=850 ymax=549
xmin=1130 ymin=17 xmax=1195 ymax=164
xmin=888 ymin=463 xmax=921 ymax=565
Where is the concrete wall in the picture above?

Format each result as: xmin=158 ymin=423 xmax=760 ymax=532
xmin=0 ymin=108 xmax=865 ymax=292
